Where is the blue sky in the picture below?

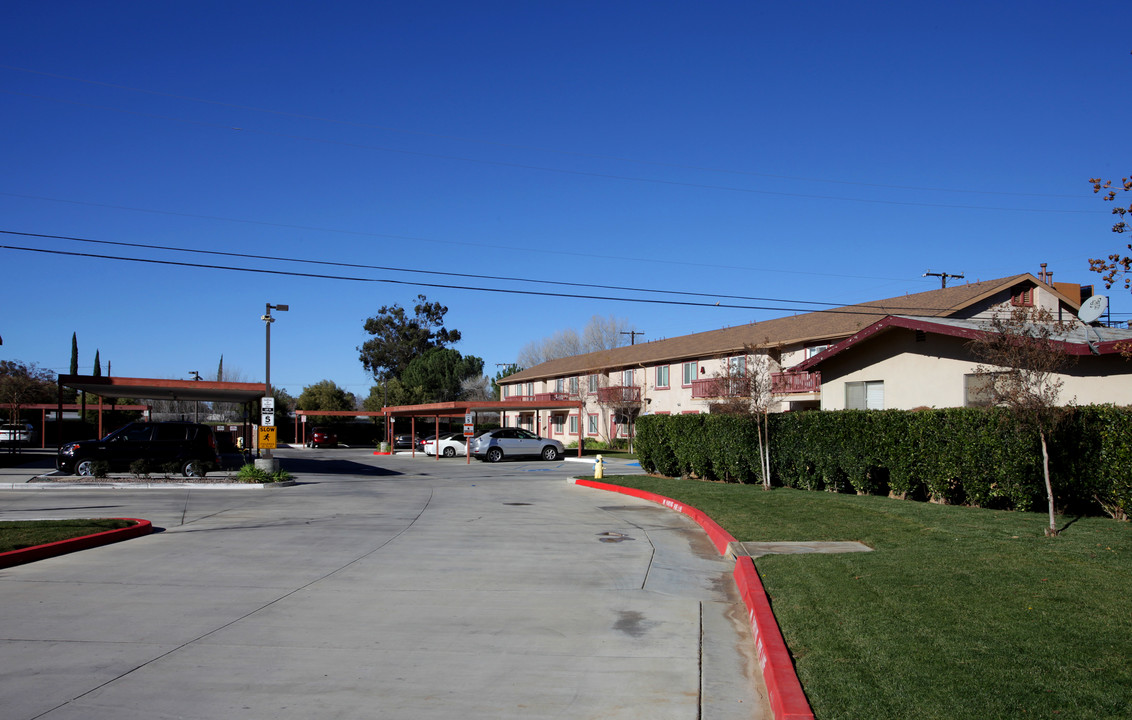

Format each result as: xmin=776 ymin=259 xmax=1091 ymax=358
xmin=2 ymin=1 xmax=1129 ymax=401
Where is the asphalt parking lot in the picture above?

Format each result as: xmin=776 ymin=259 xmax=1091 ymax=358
xmin=0 ymin=447 xmax=768 ymax=719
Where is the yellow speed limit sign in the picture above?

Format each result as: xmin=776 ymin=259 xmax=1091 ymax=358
xmin=258 ymin=426 xmax=277 ymax=449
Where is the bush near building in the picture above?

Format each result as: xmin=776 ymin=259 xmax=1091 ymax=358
xmin=635 ymin=406 xmax=1132 ymax=519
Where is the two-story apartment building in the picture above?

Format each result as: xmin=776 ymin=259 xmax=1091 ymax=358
xmin=497 ymin=271 xmax=1132 ymax=443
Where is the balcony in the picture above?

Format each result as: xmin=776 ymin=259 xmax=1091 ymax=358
xmin=503 ymin=394 xmax=533 ymax=402
xmin=535 ymin=392 xmax=574 ymax=402
xmin=691 ymin=378 xmax=744 ymax=398
xmin=771 ymin=371 xmax=821 ymax=394
xmin=597 ymin=386 xmax=641 ymax=404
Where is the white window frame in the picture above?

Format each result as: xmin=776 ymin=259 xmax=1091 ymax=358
xmin=655 ymin=365 xmax=670 ymax=389
xmin=682 ymin=362 xmax=697 ymax=387
xmin=845 ymin=380 xmax=884 ymax=410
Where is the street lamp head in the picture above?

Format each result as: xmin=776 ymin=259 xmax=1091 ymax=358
xmin=270 ymin=304 xmax=289 ymax=312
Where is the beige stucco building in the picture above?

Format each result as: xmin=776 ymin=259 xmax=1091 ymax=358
xmin=498 ymin=271 xmax=1132 ymax=443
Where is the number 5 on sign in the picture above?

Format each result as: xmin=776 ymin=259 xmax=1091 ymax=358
xmin=259 ymin=426 xmax=277 ymax=449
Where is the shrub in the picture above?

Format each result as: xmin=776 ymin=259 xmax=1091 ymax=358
xmin=636 ymin=406 xmax=1132 ymax=518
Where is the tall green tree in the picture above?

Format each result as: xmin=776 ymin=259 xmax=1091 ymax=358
xmin=0 ymin=360 xmax=56 ymax=423
xmin=491 ymin=364 xmax=523 ymax=400
xmin=297 ymin=380 xmax=357 ymax=420
xmin=216 ymin=355 xmax=224 ymax=382
xmin=92 ymin=350 xmax=102 ymax=377
xmin=69 ymin=333 xmax=78 ymax=375
xmin=358 ymin=295 xmax=461 ymax=381
xmin=400 ymin=349 xmax=484 ymax=404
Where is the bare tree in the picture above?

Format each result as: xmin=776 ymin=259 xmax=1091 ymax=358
xmin=1088 ymin=174 xmax=1132 ymax=293
xmin=516 ymin=315 xmax=636 ymax=368
xmin=591 ymin=369 xmax=647 ymax=452
xmin=707 ymin=345 xmax=776 ymax=489
xmin=968 ymin=307 xmax=1074 ymax=536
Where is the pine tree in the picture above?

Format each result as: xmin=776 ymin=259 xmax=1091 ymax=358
xmin=69 ymin=333 xmax=79 ymax=375
xmin=217 ymin=355 xmax=224 ymax=382
xmin=93 ymin=350 xmax=102 ymax=377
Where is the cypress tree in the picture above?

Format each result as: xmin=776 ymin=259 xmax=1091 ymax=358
xmin=93 ymin=350 xmax=102 ymax=377
xmin=69 ymin=333 xmax=79 ymax=375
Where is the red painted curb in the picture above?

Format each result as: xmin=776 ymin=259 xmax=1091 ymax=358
xmin=373 ymin=451 xmax=394 ymax=455
xmin=571 ymin=478 xmax=814 ymax=720
xmin=734 ymin=557 xmax=815 ymax=720
xmin=0 ymin=518 xmax=153 ymax=569
xmin=572 ymin=478 xmax=736 ymax=554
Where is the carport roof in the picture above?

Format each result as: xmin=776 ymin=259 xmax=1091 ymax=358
xmin=381 ymin=400 xmax=583 ymax=417
xmin=58 ymin=374 xmax=266 ymax=404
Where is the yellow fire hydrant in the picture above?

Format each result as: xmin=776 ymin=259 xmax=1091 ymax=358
xmin=594 ymin=454 xmax=604 ymax=479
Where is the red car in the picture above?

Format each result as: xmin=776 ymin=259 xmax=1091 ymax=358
xmin=307 ymin=427 xmax=338 ymax=448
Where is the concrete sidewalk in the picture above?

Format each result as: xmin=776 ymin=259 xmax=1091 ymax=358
xmin=0 ymin=449 xmax=768 ymax=719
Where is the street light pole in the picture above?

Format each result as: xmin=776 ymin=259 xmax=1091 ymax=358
xmin=262 ymin=303 xmax=288 ymax=467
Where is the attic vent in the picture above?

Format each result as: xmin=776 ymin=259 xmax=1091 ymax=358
xmin=915 ymin=330 xmax=927 ymax=343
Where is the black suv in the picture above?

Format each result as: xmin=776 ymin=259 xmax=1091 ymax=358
xmin=57 ymin=421 xmax=220 ymax=477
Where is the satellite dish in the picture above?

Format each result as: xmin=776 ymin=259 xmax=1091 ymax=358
xmin=1078 ymin=295 xmax=1109 ymax=324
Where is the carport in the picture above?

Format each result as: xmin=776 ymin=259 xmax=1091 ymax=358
xmin=380 ymin=399 xmax=585 ymax=461
xmin=55 ymin=374 xmax=267 ymax=445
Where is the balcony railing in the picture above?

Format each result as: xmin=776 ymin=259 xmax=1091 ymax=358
xmin=503 ymin=394 xmax=533 ymax=402
xmin=771 ymin=371 xmax=821 ymax=394
xmin=691 ymin=378 xmax=744 ymax=398
xmin=535 ymin=392 xmax=574 ymax=402
xmin=596 ymin=386 xmax=641 ymax=404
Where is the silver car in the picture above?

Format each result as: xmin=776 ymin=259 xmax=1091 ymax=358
xmin=471 ymin=427 xmax=564 ymax=463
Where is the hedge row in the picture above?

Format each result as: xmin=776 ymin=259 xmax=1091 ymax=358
xmin=635 ymin=407 xmax=1132 ymax=518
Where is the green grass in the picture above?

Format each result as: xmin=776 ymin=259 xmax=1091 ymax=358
xmin=0 ymin=519 xmax=134 ymax=553
xmin=594 ymin=475 xmax=1132 ymax=720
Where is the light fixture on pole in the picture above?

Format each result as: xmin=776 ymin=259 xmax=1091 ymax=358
xmin=261 ymin=303 xmax=288 ymax=468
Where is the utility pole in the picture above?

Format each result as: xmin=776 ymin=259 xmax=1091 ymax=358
xmin=923 ymin=270 xmax=964 ymax=289
xmin=620 ymin=330 xmax=645 ymax=345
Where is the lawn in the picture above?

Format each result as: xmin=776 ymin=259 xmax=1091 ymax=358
xmin=0 ymin=519 xmax=134 ymax=553
xmin=595 ymin=475 xmax=1132 ymax=720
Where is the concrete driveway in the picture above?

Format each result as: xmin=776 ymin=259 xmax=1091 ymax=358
xmin=0 ymin=448 xmax=768 ymax=719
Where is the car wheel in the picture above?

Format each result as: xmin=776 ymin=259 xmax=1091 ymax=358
xmin=443 ymin=446 xmax=456 ymax=458
xmin=75 ymin=459 xmax=94 ymax=476
xmin=486 ymin=447 xmax=503 ymax=463
xmin=541 ymin=446 xmax=560 ymax=461
xmin=182 ymin=460 xmax=203 ymax=477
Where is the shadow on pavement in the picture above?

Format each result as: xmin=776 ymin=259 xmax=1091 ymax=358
xmin=278 ymin=456 xmax=403 ymax=476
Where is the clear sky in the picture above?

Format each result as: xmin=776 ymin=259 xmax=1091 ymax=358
xmin=2 ymin=1 xmax=1129 ymax=401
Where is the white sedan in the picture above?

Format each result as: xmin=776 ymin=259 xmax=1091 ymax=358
xmin=422 ymin=432 xmax=468 ymax=457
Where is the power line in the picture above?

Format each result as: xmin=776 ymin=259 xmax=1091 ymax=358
xmin=0 ymin=242 xmax=963 ymax=318
xmin=0 ymin=192 xmax=940 ymax=284
xmin=0 ymin=229 xmax=843 ymax=308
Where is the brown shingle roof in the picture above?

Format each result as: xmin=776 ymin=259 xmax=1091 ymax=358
xmin=504 ymin=274 xmax=1072 ymax=382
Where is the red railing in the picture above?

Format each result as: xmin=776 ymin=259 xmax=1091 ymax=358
xmin=690 ymin=378 xmax=744 ymax=398
xmin=771 ymin=371 xmax=821 ymax=394
xmin=535 ymin=392 xmax=573 ymax=402
xmin=503 ymin=395 xmax=533 ymax=402
xmin=597 ymin=386 xmax=641 ymax=403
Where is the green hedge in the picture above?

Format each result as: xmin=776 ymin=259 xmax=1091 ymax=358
xmin=635 ymin=406 xmax=1132 ymax=518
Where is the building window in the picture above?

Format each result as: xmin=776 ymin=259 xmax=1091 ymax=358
xmin=588 ymin=375 xmax=599 ymax=393
xmin=805 ymin=344 xmax=829 ymax=359
xmin=655 ymin=365 xmax=670 ymax=389
xmin=845 ymin=380 xmax=884 ymax=410
xmin=622 ymin=369 xmax=633 ymax=386
xmin=552 ymin=414 xmax=564 ymax=434
xmin=525 ymin=382 xmax=534 ymax=397
xmin=682 ymin=362 xmax=697 ymax=387
xmin=964 ymin=373 xmax=999 ymax=407
xmin=728 ymin=356 xmax=746 ymax=377
xmin=569 ymin=377 xmax=579 ymax=395
xmin=502 ymin=384 xmax=510 ymax=398
xmin=555 ymin=378 xmax=565 ymax=393
xmin=587 ymin=413 xmax=599 ymax=435
xmin=1011 ymin=288 xmax=1034 ymax=307
xmin=568 ymin=415 xmax=578 ymax=434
